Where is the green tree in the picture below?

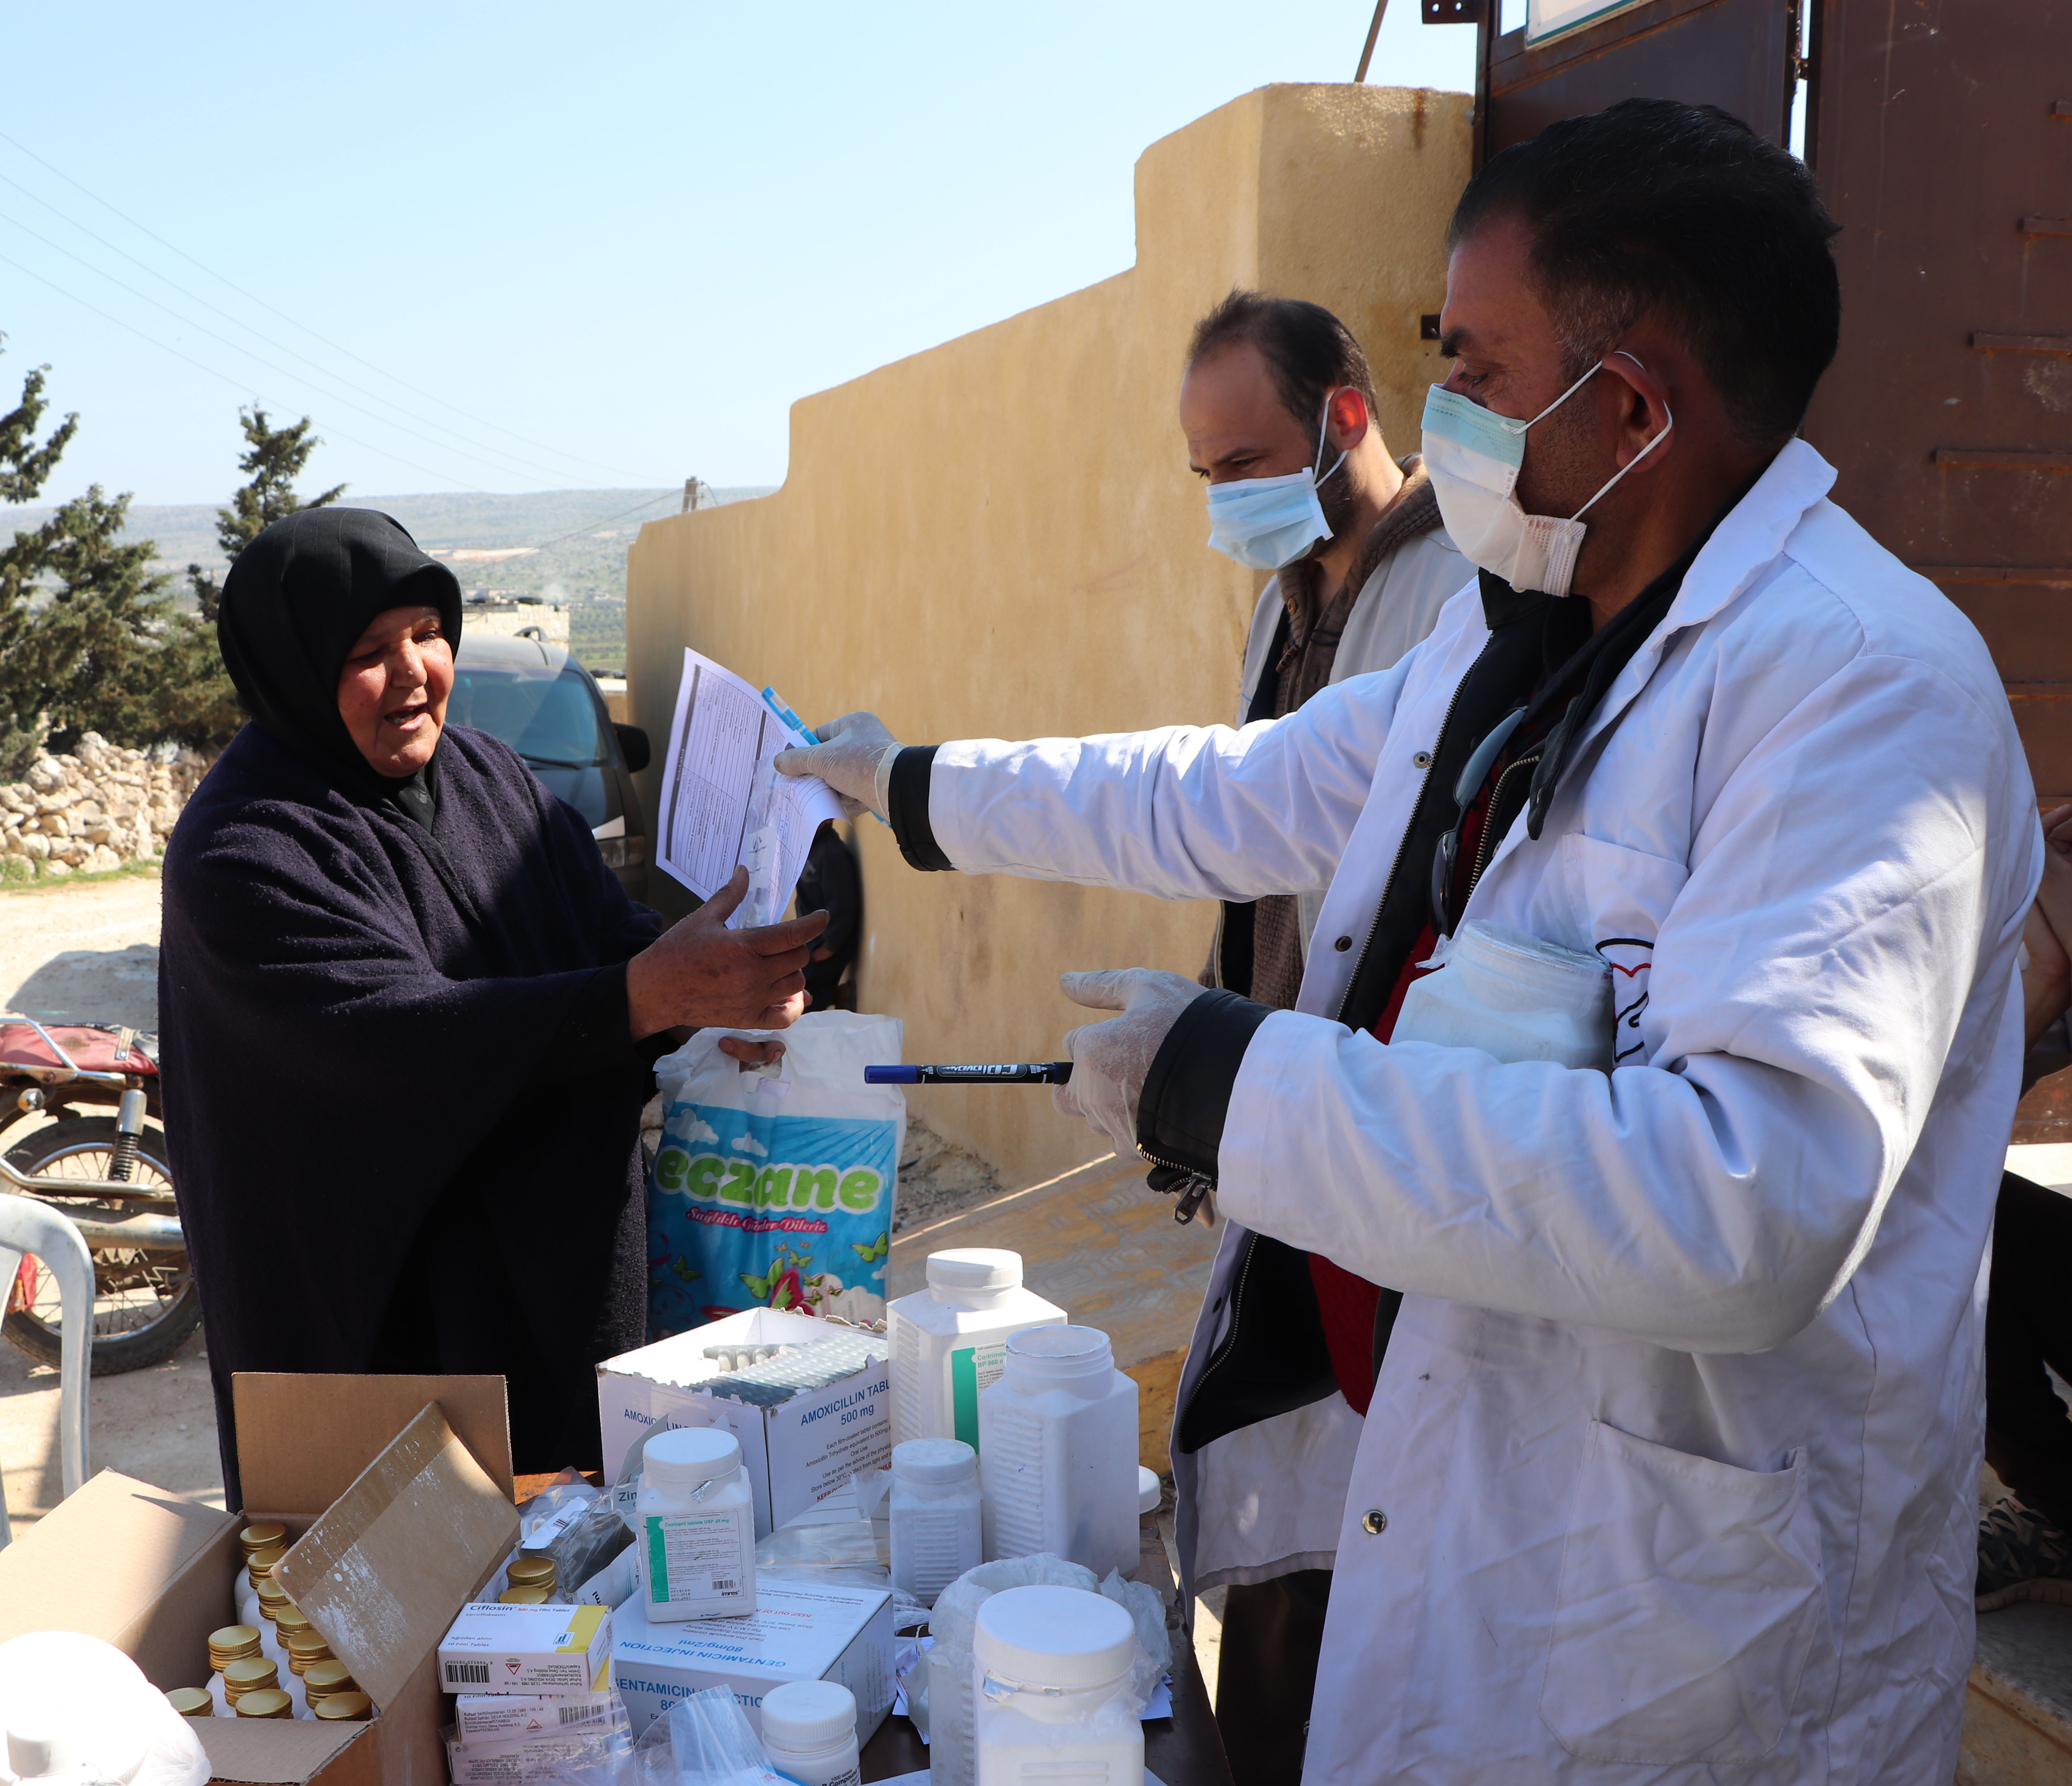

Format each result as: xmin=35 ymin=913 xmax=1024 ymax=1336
xmin=186 ymin=406 xmax=345 ymax=622
xmin=0 ymin=340 xmax=180 ymax=769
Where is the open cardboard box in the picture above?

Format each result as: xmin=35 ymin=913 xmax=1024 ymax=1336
xmin=0 ymin=1373 xmax=519 ymax=1785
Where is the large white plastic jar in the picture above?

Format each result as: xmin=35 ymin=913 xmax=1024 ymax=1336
xmin=632 ymin=1427 xmax=757 ymax=1622
xmin=887 ymin=1249 xmax=1066 ymax=1453
xmin=889 ymin=1438 xmax=983 ymax=1604
xmin=1391 ymin=919 xmax=1614 ymax=1068
xmin=977 ymin=1327 xmax=1138 ymax=1578
xmin=972 ymin=1585 xmax=1143 ymax=1786
xmin=760 ymin=1678 xmax=861 ymax=1786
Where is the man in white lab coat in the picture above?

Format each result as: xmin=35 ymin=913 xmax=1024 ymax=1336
xmin=781 ymin=99 xmax=2036 ymax=1782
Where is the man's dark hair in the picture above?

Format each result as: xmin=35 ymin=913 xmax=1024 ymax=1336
xmin=1448 ymin=99 xmax=1841 ymax=446
xmin=1186 ymin=290 xmax=1379 ymax=430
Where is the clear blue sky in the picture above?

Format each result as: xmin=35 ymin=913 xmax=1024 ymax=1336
xmin=0 ymin=3 xmax=1474 ymax=507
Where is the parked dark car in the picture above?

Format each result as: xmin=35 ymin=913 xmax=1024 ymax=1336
xmin=447 ymin=631 xmax=652 ymax=902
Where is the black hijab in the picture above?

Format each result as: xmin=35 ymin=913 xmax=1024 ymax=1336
xmin=217 ymin=508 xmax=464 ymax=828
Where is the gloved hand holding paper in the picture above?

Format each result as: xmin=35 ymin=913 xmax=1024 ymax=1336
xmin=654 ymin=647 xmax=847 ymax=927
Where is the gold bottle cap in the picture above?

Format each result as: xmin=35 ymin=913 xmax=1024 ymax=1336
xmin=303 ymin=1661 xmax=356 ymax=1698
xmin=313 ymin=1691 xmax=372 ymax=1722
xmin=223 ymin=1657 xmax=279 ymax=1694
xmin=256 ymin=1577 xmax=290 ymax=1607
xmin=235 ymin=1688 xmax=293 ymax=1719
xmin=273 ymin=1606 xmax=312 ymax=1636
xmin=505 ymin=1556 xmax=556 ymax=1587
xmin=247 ymin=1545 xmax=288 ymax=1577
xmin=286 ymin=1634 xmax=332 ymax=1673
xmin=238 ymin=1522 xmax=288 ymax=1555
xmin=497 ymin=1585 xmax=551 ymax=1605
xmin=166 ymin=1688 xmax=213 ymax=1719
xmin=208 ymin=1624 xmax=262 ymax=1657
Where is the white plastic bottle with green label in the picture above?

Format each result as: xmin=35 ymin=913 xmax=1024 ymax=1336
xmin=886 ymin=1248 xmax=1066 ymax=1454
xmin=633 ymin=1427 xmax=757 ymax=1622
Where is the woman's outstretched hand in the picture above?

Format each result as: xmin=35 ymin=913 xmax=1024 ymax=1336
xmin=627 ymin=867 xmax=831 ymax=1039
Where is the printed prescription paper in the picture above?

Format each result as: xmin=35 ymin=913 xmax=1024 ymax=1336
xmin=655 ymin=647 xmax=845 ymax=925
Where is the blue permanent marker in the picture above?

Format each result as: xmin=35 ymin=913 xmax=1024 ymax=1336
xmin=865 ymin=1062 xmax=1074 ymax=1085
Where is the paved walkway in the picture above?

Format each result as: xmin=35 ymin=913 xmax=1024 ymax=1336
xmin=0 ymin=871 xmax=228 ymax=1533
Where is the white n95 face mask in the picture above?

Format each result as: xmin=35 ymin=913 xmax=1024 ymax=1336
xmin=1420 ymin=352 xmax=1672 ymax=597
xmin=1204 ymin=400 xmax=1349 ymax=572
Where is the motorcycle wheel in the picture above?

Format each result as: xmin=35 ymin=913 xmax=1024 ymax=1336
xmin=0 ymin=1113 xmax=201 ymax=1376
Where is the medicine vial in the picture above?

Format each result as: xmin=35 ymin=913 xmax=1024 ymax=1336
xmin=759 ymin=1678 xmax=861 ymax=1786
xmin=634 ymin=1426 xmax=757 ymax=1621
xmin=978 ymin=1326 xmax=1139 ymax=1579
xmin=889 ymin=1438 xmax=983 ymax=1605
xmin=971 ymin=1586 xmax=1143 ymax=1786
xmin=887 ymin=1249 xmax=1067 ymax=1454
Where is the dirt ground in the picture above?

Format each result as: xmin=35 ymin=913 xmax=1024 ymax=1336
xmin=0 ymin=868 xmax=226 ymax=1534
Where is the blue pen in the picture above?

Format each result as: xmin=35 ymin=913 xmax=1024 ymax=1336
xmin=764 ymin=685 xmax=889 ymax=825
xmin=865 ymin=1062 xmax=1074 ymax=1085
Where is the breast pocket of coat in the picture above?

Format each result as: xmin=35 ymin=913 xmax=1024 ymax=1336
xmin=1558 ymin=833 xmax=1690 ymax=1068
xmin=1537 ymin=1419 xmax=1827 ymax=1766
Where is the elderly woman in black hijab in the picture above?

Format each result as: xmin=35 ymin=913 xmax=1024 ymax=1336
xmin=160 ymin=509 xmax=824 ymax=1500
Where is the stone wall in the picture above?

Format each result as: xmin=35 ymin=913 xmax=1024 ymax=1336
xmin=0 ymin=733 xmax=214 ymax=880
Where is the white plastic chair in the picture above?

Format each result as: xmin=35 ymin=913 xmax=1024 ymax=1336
xmin=0 ymin=1193 xmax=93 ymax=1549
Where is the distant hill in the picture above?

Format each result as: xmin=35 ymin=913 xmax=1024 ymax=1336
xmin=0 ymin=485 xmax=776 ymax=673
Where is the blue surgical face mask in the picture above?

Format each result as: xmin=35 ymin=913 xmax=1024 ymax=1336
xmin=1420 ymin=352 xmax=1672 ymax=597
xmin=1204 ymin=400 xmax=1348 ymax=572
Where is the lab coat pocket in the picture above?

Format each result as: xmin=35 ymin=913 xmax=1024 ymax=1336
xmin=1559 ymin=833 xmax=1690 ymax=1067
xmin=1538 ymin=1419 xmax=1824 ymax=1766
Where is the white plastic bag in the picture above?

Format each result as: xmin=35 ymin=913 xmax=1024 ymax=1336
xmin=631 ymin=1686 xmax=786 ymax=1786
xmin=648 ymin=1013 xmax=904 ymax=1336
xmin=923 ymin=1553 xmax=1101 ymax=1786
xmin=0 ymin=1630 xmax=209 ymax=1786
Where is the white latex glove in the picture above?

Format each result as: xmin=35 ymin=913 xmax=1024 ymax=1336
xmin=772 ymin=710 xmax=904 ymax=821
xmin=1052 ymin=968 xmax=1208 ymax=1155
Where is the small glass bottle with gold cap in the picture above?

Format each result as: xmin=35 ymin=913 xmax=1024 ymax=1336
xmin=222 ymin=1655 xmax=280 ymax=1711
xmin=234 ymin=1523 xmax=287 ymax=1625
xmin=236 ymin=1687 xmax=294 ymax=1720
xmin=207 ymin=1625 xmax=263 ymax=1717
xmin=302 ymin=1660 xmax=357 ymax=1709
xmin=506 ymin=1555 xmax=556 ymax=1596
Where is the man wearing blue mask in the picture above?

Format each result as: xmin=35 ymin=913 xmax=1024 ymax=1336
xmin=781 ymin=99 xmax=2035 ymax=1782
xmin=1184 ymin=294 xmax=1464 ymax=1010
xmin=1179 ymin=294 xmax=1462 ymax=1782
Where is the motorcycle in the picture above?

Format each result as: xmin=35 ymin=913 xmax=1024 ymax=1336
xmin=0 ymin=1019 xmax=195 ymax=1375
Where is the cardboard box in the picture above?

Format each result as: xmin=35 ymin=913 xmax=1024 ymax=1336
xmin=597 ymin=1308 xmax=890 ymax=1537
xmin=437 ymin=1602 xmax=612 ymax=1693
xmin=0 ymin=1373 xmax=518 ymax=1786
xmin=610 ymin=1577 xmax=894 ymax=1741
xmin=453 ymin=1687 xmax=621 ymax=1741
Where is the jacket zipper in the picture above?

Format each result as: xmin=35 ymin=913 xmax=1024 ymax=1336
xmin=1333 ymin=638 xmax=1496 ymax=1027
xmin=1137 ymin=1140 xmax=1215 ymax=1223
xmin=1466 ymin=751 xmax=1542 ymax=897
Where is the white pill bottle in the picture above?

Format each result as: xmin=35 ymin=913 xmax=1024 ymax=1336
xmin=971 ymin=1586 xmax=1143 ymax=1786
xmin=887 ymin=1248 xmax=1067 ymax=1453
xmin=977 ymin=1326 xmax=1138 ymax=1578
xmin=760 ymin=1678 xmax=861 ymax=1786
xmin=633 ymin=1427 xmax=757 ymax=1622
xmin=889 ymin=1438 xmax=983 ymax=1604
xmin=1391 ymin=919 xmax=1614 ymax=1068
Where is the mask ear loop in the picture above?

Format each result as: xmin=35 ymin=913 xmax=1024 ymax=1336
xmin=1313 ymin=390 xmax=1351 ymax=490
xmin=1567 ymin=351 xmax=1673 ymax=522
xmin=1495 ymin=359 xmax=1609 ymax=436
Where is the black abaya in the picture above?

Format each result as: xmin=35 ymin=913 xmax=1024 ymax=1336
xmin=160 ymin=510 xmax=664 ymax=1502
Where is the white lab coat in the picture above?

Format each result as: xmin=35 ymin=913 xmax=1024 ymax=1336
xmin=1237 ymin=528 xmax=1467 ymax=952
xmin=924 ymin=441 xmax=2039 ymax=1784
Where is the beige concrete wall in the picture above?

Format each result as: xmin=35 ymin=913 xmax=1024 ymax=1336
xmin=627 ymin=83 xmax=1471 ymax=1189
